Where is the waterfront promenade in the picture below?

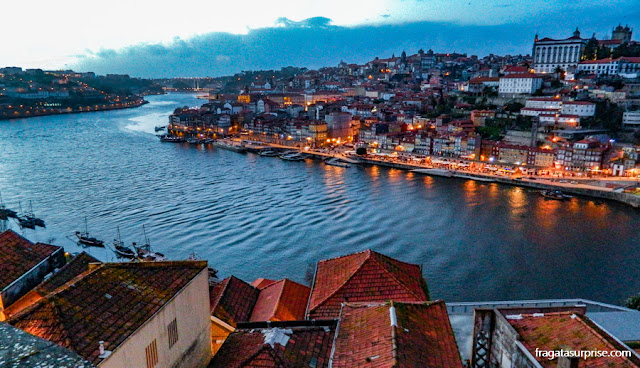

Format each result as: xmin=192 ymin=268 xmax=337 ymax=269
xmin=223 ymin=137 xmax=640 ymax=208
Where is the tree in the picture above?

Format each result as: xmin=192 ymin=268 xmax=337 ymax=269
xmin=356 ymin=147 xmax=367 ymax=155
xmin=625 ymin=294 xmax=640 ymax=311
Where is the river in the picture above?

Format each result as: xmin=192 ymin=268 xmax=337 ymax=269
xmin=0 ymin=93 xmax=638 ymax=304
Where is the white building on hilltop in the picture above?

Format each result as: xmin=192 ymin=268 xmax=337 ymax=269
xmin=532 ymin=28 xmax=587 ymax=73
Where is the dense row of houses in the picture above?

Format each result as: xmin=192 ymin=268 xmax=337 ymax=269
xmin=3 ymin=229 xmax=640 ymax=367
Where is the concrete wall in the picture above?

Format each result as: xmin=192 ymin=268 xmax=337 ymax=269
xmin=101 ymin=269 xmax=211 ymax=368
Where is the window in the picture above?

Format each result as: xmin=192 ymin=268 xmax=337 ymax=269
xmin=146 ymin=339 xmax=158 ymax=368
xmin=168 ymin=318 xmax=179 ymax=348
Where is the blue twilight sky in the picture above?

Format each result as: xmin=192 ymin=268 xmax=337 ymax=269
xmin=2 ymin=0 xmax=639 ymax=78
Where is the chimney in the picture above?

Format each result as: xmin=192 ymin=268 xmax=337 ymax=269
xmin=99 ymin=341 xmax=105 ymax=356
xmin=558 ymin=356 xmax=579 ymax=368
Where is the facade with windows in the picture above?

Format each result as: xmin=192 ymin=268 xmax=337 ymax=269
xmin=532 ymin=29 xmax=587 ymax=73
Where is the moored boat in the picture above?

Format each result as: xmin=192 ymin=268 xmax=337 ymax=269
xmin=17 ymin=217 xmax=36 ymax=229
xmin=541 ymin=189 xmax=572 ymax=200
xmin=160 ymin=135 xmax=186 ymax=143
xmin=258 ymin=150 xmax=281 ymax=157
xmin=112 ymin=227 xmax=136 ymax=259
xmin=280 ymin=152 xmax=307 ymax=161
xmin=325 ymin=158 xmax=350 ymax=168
xmin=75 ymin=217 xmax=104 ymax=247
xmin=213 ymin=141 xmax=247 ymax=153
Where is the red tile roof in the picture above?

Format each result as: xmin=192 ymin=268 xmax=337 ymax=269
xmin=251 ymin=278 xmax=277 ymax=289
xmin=308 ymin=249 xmax=429 ymax=319
xmin=8 ymin=261 xmax=207 ymax=365
xmin=4 ymin=252 xmax=100 ymax=318
xmin=506 ymin=311 xmax=640 ymax=368
xmin=501 ymin=73 xmax=542 ymax=79
xmin=208 ymin=322 xmax=336 ymax=368
xmin=249 ymin=279 xmax=311 ymax=322
xmin=0 ymin=230 xmax=62 ymax=290
xmin=331 ymin=301 xmax=463 ymax=368
xmin=210 ymin=276 xmax=259 ymax=326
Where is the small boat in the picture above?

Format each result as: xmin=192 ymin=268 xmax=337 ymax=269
xmin=17 ymin=217 xmax=36 ymax=229
xmin=160 ymin=135 xmax=186 ymax=143
xmin=112 ymin=227 xmax=136 ymax=259
xmin=133 ymin=226 xmax=167 ymax=262
xmin=280 ymin=152 xmax=307 ymax=161
xmin=75 ymin=217 xmax=104 ymax=247
xmin=25 ymin=201 xmax=45 ymax=227
xmin=213 ymin=141 xmax=247 ymax=153
xmin=541 ymin=190 xmax=572 ymax=200
xmin=0 ymin=193 xmax=18 ymax=219
xmin=325 ymin=158 xmax=350 ymax=168
xmin=258 ymin=150 xmax=281 ymax=157
xmin=186 ymin=137 xmax=202 ymax=144
xmin=154 ymin=126 xmax=166 ymax=132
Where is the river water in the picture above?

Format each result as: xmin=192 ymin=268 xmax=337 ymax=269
xmin=1 ymin=93 xmax=638 ymax=304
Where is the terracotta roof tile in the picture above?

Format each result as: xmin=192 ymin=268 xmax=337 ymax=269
xmin=251 ymin=278 xmax=277 ymax=289
xmin=209 ymin=323 xmax=336 ymax=368
xmin=210 ymin=276 xmax=259 ymax=326
xmin=506 ymin=311 xmax=640 ymax=368
xmin=308 ymin=250 xmax=429 ymax=319
xmin=331 ymin=301 xmax=463 ymax=368
xmin=8 ymin=261 xmax=207 ymax=365
xmin=4 ymin=252 xmax=100 ymax=318
xmin=0 ymin=230 xmax=62 ymax=290
xmin=250 ymin=279 xmax=310 ymax=322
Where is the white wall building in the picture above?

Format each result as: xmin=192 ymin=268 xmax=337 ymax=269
xmin=623 ymin=111 xmax=640 ymax=128
xmin=498 ymin=74 xmax=543 ymax=96
xmin=532 ymin=28 xmax=587 ymax=73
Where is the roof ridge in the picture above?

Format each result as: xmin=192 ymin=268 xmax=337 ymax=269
xmin=211 ymin=277 xmax=233 ymax=311
xmin=271 ymin=280 xmax=288 ymax=320
xmin=368 ymin=253 xmax=426 ymax=301
xmin=309 ymin=252 xmax=371 ymax=313
xmin=316 ymin=249 xmax=371 ymax=264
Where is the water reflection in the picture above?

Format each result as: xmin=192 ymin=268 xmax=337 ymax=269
xmin=0 ymin=93 xmax=639 ymax=305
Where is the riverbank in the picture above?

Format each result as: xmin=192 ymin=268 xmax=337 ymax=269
xmin=227 ymin=138 xmax=640 ymax=208
xmin=0 ymin=99 xmax=148 ymax=121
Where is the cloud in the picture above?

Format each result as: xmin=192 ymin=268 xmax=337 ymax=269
xmin=70 ymin=5 xmax=639 ymax=78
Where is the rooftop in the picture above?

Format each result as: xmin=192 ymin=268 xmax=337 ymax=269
xmin=0 ymin=322 xmax=94 ymax=368
xmin=0 ymin=230 xmax=62 ymax=291
xmin=8 ymin=261 xmax=207 ymax=365
xmin=4 ymin=252 xmax=99 ymax=319
xmin=505 ymin=310 xmax=640 ymax=367
xmin=210 ymin=276 xmax=259 ymax=326
xmin=249 ymin=279 xmax=310 ymax=322
xmin=331 ymin=301 xmax=463 ymax=368
xmin=208 ymin=321 xmax=336 ymax=368
xmin=308 ymin=249 xmax=430 ymax=319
